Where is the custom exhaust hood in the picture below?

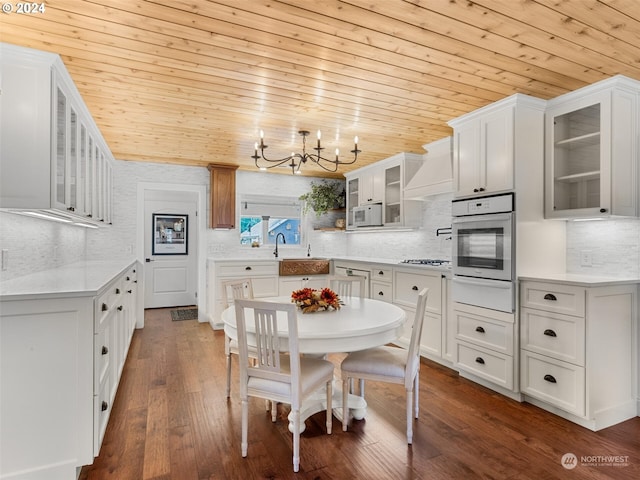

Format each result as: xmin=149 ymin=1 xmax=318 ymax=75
xmin=404 ymin=137 xmax=453 ymax=199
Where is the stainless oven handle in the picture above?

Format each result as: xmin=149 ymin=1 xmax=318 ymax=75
xmin=452 ymin=212 xmax=513 ymax=223
xmin=452 ymin=276 xmax=513 ymax=289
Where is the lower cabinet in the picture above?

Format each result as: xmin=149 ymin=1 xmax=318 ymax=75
xmin=278 ymin=275 xmax=328 ymax=293
xmin=392 ymin=267 xmax=450 ymax=364
xmin=520 ymin=281 xmax=637 ymax=430
xmin=208 ymin=260 xmax=279 ymax=328
xmin=453 ymin=302 xmax=518 ymax=397
xmin=0 ymin=261 xmax=138 ymax=480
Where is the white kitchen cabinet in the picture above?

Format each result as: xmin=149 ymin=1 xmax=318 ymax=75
xmin=278 ymin=275 xmax=328 ymax=294
xmin=370 ymin=266 xmax=393 ymax=304
xmin=0 ymin=43 xmax=114 ymax=226
xmin=0 ymin=260 xmax=138 ymax=480
xmin=393 ymin=267 xmax=444 ymax=359
xmin=448 ymin=94 xmax=546 ymax=199
xmin=344 ymin=153 xmax=422 ymax=229
xmin=544 ymin=75 xmax=640 ymax=219
xmin=453 ymin=302 xmax=518 ymax=396
xmin=207 ymin=260 xmax=279 ymax=328
xmin=520 ymin=280 xmax=637 ymax=430
xmin=358 ymin=166 xmax=385 ymax=205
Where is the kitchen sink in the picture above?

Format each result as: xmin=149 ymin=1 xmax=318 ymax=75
xmin=279 ymin=258 xmax=330 ymax=276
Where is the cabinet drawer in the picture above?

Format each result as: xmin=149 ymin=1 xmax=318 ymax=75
xmin=371 ymin=267 xmax=392 ymax=282
xmin=521 ymin=350 xmax=585 ymax=416
xmin=370 ymin=281 xmax=392 ymax=303
xmin=456 ymin=342 xmax=514 ymax=390
xmin=521 ymin=308 xmax=585 ymax=365
xmin=520 ymin=282 xmax=585 ymax=317
xmin=455 ymin=309 xmax=514 ymax=356
xmin=94 ymin=324 xmax=111 ymax=392
xmin=94 ymin=368 xmax=112 ymax=456
xmin=393 ymin=270 xmax=442 ymax=313
xmin=95 ymin=279 xmax=124 ymax=330
xmin=217 ymin=262 xmax=278 ymax=277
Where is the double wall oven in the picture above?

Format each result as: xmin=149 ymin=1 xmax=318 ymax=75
xmin=451 ymin=193 xmax=515 ymax=313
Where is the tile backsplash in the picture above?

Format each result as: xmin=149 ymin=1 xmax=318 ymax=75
xmin=2 ymin=155 xmax=640 ymax=281
xmin=565 ymin=218 xmax=640 ymax=278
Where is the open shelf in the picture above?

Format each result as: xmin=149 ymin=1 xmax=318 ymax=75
xmin=555 ymin=131 xmax=600 ymax=149
xmin=555 ymin=170 xmax=600 ymax=183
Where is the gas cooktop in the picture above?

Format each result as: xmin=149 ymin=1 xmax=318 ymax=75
xmin=400 ymin=259 xmax=451 ymax=266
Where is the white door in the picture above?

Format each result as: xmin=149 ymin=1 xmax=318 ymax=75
xmin=144 ymin=190 xmax=198 ymax=308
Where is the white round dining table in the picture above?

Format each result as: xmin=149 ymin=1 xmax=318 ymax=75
xmin=222 ymin=295 xmax=407 ymax=354
xmin=222 ymin=296 xmax=407 ymax=430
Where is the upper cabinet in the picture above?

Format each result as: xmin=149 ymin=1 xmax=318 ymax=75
xmin=345 ymin=152 xmax=422 ymax=229
xmin=208 ymin=163 xmax=238 ymax=229
xmin=544 ymin=75 xmax=640 ymax=219
xmin=0 ymin=43 xmax=114 ymax=226
xmin=448 ymin=94 xmax=546 ymax=199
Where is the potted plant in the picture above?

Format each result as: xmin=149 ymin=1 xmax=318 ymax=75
xmin=299 ymin=180 xmax=345 ymax=217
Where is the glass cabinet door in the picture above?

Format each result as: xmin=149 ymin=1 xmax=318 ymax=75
xmin=384 ymin=165 xmax=401 ymax=224
xmin=69 ymin=108 xmax=78 ymax=212
xmin=548 ymin=100 xmax=603 ymax=215
xmin=552 ymin=103 xmax=601 ymax=210
xmin=54 ymin=86 xmax=67 ymax=209
xmin=346 ymin=177 xmax=359 ymax=228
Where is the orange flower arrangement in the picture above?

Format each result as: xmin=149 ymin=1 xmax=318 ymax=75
xmin=291 ymin=287 xmax=341 ymax=313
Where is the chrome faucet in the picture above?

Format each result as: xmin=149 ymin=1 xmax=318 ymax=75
xmin=274 ymin=232 xmax=286 ymax=258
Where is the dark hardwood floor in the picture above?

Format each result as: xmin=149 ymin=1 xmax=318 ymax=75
xmin=79 ymin=308 xmax=640 ymax=480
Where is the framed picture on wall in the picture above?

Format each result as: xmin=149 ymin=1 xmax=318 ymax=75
xmin=152 ymin=213 xmax=188 ymax=255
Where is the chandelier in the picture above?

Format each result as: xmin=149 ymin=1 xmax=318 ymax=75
xmin=252 ymin=129 xmax=360 ymax=174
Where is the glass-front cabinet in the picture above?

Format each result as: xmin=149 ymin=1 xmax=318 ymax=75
xmin=344 ymin=152 xmax=423 ymax=230
xmin=1 ymin=43 xmax=115 ymax=226
xmin=545 ymin=76 xmax=640 ymax=219
xmin=384 ymin=164 xmax=402 ymax=226
xmin=547 ymin=96 xmax=604 ymax=215
xmin=346 ymin=177 xmax=359 ymax=228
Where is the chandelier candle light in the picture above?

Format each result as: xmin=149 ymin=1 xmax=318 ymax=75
xmin=252 ymin=129 xmax=360 ymax=174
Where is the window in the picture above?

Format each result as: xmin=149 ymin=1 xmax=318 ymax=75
xmin=239 ymin=195 xmax=302 ymax=246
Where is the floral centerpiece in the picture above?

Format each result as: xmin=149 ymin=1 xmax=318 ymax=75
xmin=291 ymin=287 xmax=341 ymax=313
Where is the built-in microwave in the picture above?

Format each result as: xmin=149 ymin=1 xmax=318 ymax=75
xmin=353 ymin=203 xmax=383 ymax=227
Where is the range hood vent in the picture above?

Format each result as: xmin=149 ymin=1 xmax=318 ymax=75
xmin=404 ymin=137 xmax=453 ymax=199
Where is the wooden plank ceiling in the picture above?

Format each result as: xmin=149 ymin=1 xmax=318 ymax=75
xmin=3 ymin=0 xmax=640 ymax=177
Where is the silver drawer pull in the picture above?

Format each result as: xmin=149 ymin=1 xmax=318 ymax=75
xmin=543 ymin=329 xmax=557 ymax=337
xmin=543 ymin=293 xmax=557 ymax=301
xmin=544 ymin=374 xmax=557 ymax=383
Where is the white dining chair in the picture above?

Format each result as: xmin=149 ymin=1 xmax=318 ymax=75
xmin=221 ymin=278 xmax=255 ymax=399
xmin=234 ymin=299 xmax=334 ymax=472
xmin=327 ymin=274 xmax=365 ymax=299
xmin=340 ymin=288 xmax=429 ymax=444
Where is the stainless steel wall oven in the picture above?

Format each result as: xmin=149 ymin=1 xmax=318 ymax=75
xmin=451 ymin=193 xmax=515 ymax=312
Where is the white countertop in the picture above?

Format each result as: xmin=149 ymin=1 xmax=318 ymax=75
xmin=518 ymin=273 xmax=640 ymax=287
xmin=208 ymin=255 xmax=452 ymax=276
xmin=0 ymin=259 xmax=137 ymax=301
